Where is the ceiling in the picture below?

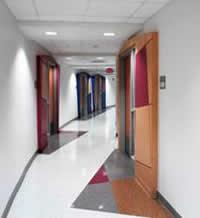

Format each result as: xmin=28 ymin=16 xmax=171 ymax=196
xmin=4 ymin=0 xmax=171 ymax=72
xmin=4 ymin=0 xmax=171 ymax=54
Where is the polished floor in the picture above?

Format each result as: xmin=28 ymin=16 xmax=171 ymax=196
xmin=72 ymin=149 xmax=172 ymax=218
xmin=8 ymin=108 xmax=141 ymax=218
xmin=42 ymin=131 xmax=87 ymax=154
xmin=72 ymin=150 xmax=134 ymax=213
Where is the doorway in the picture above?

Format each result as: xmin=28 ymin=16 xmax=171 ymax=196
xmin=122 ymin=50 xmax=136 ymax=157
xmin=37 ymin=55 xmax=60 ymax=152
xmin=117 ymin=32 xmax=158 ymax=198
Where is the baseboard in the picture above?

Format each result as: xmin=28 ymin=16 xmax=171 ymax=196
xmin=1 ymin=152 xmax=38 ymax=218
xmin=59 ymin=117 xmax=78 ymax=129
xmin=157 ymin=192 xmax=182 ymax=218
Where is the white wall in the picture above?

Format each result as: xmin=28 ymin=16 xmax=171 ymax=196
xmin=0 ymin=1 xmax=48 ymax=216
xmin=106 ymin=75 xmax=116 ymax=107
xmin=144 ymin=0 xmax=200 ymax=217
xmin=57 ymin=59 xmax=78 ymax=126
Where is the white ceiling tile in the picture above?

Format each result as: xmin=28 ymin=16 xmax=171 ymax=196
xmin=84 ymin=16 xmax=127 ymax=23
xmin=127 ymin=17 xmax=147 ymax=24
xmin=18 ymin=21 xmax=142 ymax=54
xmin=80 ymin=40 xmax=121 ymax=54
xmin=35 ymin=0 xmax=89 ymax=18
xmin=133 ymin=2 xmax=167 ymax=18
xmin=86 ymin=0 xmax=143 ymax=17
xmin=38 ymin=15 xmax=85 ymax=22
xmin=4 ymin=0 xmax=173 ymax=55
xmin=4 ymin=0 xmax=38 ymax=20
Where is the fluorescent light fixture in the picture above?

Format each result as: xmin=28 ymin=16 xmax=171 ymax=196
xmin=96 ymin=57 xmax=104 ymax=60
xmin=66 ymin=57 xmax=72 ymax=60
xmin=104 ymin=32 xmax=115 ymax=36
xmin=45 ymin=31 xmax=57 ymax=36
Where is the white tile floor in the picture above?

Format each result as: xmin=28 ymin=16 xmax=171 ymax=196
xmin=8 ymin=109 xmax=143 ymax=218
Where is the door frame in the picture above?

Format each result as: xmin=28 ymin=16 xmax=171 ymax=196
xmin=116 ymin=32 xmax=158 ymax=198
xmin=36 ymin=55 xmax=60 ymax=152
xmin=118 ymin=51 xmax=133 ymax=156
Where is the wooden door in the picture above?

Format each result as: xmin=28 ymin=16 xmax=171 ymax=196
xmin=49 ymin=66 xmax=59 ymax=134
xmin=117 ymin=33 xmax=158 ymax=198
xmin=134 ymin=34 xmax=158 ymax=198
xmin=37 ymin=56 xmax=60 ymax=152
xmin=37 ymin=57 xmax=49 ymax=152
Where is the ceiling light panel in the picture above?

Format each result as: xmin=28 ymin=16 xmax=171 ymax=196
xmin=45 ymin=31 xmax=57 ymax=35
xmin=104 ymin=33 xmax=115 ymax=36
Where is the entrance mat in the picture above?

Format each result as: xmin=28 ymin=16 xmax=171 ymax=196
xmin=112 ymin=178 xmax=173 ymax=218
xmin=42 ymin=131 xmax=87 ymax=154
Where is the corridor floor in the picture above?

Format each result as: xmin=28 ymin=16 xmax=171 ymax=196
xmin=8 ymin=108 xmax=171 ymax=218
xmin=8 ymin=108 xmax=140 ymax=218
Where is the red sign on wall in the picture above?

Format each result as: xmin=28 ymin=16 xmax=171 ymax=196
xmin=105 ymin=67 xmax=114 ymax=74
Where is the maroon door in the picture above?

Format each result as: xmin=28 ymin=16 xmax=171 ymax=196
xmin=37 ymin=56 xmax=60 ymax=152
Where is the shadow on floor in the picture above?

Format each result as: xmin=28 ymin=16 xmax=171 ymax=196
xmin=41 ymin=131 xmax=87 ymax=154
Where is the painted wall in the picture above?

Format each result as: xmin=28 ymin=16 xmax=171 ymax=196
xmin=144 ymin=0 xmax=200 ymax=216
xmin=0 ymin=1 xmax=47 ymax=215
xmin=57 ymin=59 xmax=78 ymax=126
xmin=106 ymin=75 xmax=116 ymax=107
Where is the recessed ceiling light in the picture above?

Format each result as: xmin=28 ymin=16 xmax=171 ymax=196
xmin=45 ymin=31 xmax=57 ymax=36
xmin=104 ymin=32 xmax=115 ymax=37
xmin=96 ymin=57 xmax=104 ymax=60
xmin=66 ymin=57 xmax=72 ymax=60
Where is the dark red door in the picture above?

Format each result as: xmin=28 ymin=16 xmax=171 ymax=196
xmin=37 ymin=56 xmax=60 ymax=152
xmin=37 ymin=57 xmax=49 ymax=152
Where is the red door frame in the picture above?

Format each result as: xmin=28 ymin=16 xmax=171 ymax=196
xmin=36 ymin=55 xmax=60 ymax=152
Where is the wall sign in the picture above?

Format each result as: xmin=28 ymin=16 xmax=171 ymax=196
xmin=160 ymin=75 xmax=166 ymax=89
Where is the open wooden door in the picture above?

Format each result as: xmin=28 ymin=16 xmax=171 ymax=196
xmin=117 ymin=33 xmax=158 ymax=198
xmin=134 ymin=34 xmax=158 ymax=198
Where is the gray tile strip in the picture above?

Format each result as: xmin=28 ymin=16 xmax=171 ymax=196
xmin=72 ymin=183 xmax=118 ymax=213
xmin=157 ymin=192 xmax=182 ymax=218
xmin=1 ymin=152 xmax=38 ymax=218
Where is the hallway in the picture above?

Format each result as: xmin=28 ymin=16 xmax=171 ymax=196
xmin=8 ymin=109 xmax=138 ymax=218
xmin=1 ymin=0 xmax=200 ymax=217
xmin=7 ymin=108 xmax=172 ymax=218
